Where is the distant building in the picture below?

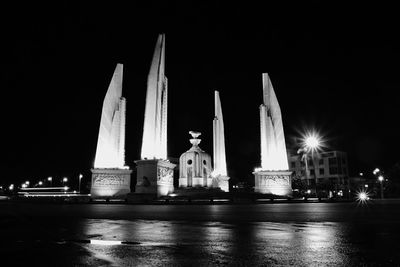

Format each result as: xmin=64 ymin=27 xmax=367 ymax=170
xmin=288 ymin=150 xmax=350 ymax=196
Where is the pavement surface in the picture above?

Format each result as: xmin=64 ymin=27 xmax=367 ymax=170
xmin=1 ymin=200 xmax=400 ymax=266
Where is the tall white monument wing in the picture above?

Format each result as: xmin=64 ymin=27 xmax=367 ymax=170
xmin=213 ymin=91 xmax=228 ymax=176
xmin=94 ymin=63 xmax=126 ymax=168
xmin=260 ymin=73 xmax=289 ymax=170
xmin=141 ymin=34 xmax=168 ymax=160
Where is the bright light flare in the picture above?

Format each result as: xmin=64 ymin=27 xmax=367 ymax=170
xmin=373 ymin=168 xmax=380 ymax=175
xmin=356 ymin=189 xmax=370 ymax=203
xmin=378 ymin=175 xmax=384 ymax=182
xmin=299 ymin=130 xmax=325 ymax=154
xmin=305 ymin=135 xmax=320 ymax=149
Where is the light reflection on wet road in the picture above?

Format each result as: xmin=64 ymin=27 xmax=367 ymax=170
xmin=1 ymin=201 xmax=400 ymax=266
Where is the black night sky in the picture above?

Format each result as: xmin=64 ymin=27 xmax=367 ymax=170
xmin=1 ymin=2 xmax=399 ymax=186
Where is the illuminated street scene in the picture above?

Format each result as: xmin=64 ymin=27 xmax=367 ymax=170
xmin=2 ymin=2 xmax=400 ymax=266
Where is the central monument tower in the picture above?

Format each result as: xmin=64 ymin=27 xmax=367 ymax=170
xmin=135 ymin=34 xmax=175 ymax=197
xmin=253 ymin=73 xmax=292 ymax=196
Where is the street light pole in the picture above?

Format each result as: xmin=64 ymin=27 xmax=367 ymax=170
xmin=303 ymin=152 xmax=309 ymax=186
xmin=311 ymin=151 xmax=318 ymax=198
xmin=378 ymin=175 xmax=384 ymax=199
xmin=78 ymin=174 xmax=83 ymax=193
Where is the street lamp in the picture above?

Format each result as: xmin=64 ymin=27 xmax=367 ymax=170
xmin=63 ymin=177 xmax=68 ymax=186
xmin=38 ymin=181 xmax=43 ymax=186
xmin=78 ymin=174 xmax=83 ymax=193
xmin=373 ymin=168 xmax=380 ymax=175
xmin=302 ymin=133 xmax=321 ymax=197
xmin=47 ymin=177 xmax=52 ymax=186
xmin=378 ymin=175 xmax=384 ymax=199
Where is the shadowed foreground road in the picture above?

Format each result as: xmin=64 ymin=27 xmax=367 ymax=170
xmin=1 ymin=200 xmax=400 ymax=266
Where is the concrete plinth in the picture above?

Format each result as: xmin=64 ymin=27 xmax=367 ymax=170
xmin=214 ymin=175 xmax=230 ymax=192
xmin=90 ymin=168 xmax=132 ymax=199
xmin=135 ymin=159 xmax=176 ymax=197
xmin=253 ymin=170 xmax=292 ymax=196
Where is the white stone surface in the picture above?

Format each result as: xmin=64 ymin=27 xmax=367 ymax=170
xmin=259 ymin=73 xmax=289 ymax=171
xmin=179 ymin=132 xmax=213 ymax=188
xmin=90 ymin=168 xmax=132 ymax=198
xmin=94 ymin=64 xmax=127 ymax=169
xmin=212 ymin=91 xmax=230 ymax=192
xmin=253 ymin=170 xmax=292 ymax=196
xmin=141 ymin=34 xmax=168 ymax=160
xmin=135 ymin=159 xmax=175 ymax=197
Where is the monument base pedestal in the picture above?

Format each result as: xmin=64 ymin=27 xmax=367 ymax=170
xmin=135 ymin=159 xmax=176 ymax=197
xmin=90 ymin=168 xmax=132 ymax=199
xmin=211 ymin=175 xmax=230 ymax=192
xmin=179 ymin=177 xmax=213 ymax=188
xmin=253 ymin=170 xmax=292 ymax=196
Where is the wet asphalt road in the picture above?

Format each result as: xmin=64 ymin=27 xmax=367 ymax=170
xmin=1 ymin=200 xmax=400 ymax=266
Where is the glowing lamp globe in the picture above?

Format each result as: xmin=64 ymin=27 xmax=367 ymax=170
xmin=359 ymin=192 xmax=368 ymax=201
xmin=305 ymin=135 xmax=320 ymax=149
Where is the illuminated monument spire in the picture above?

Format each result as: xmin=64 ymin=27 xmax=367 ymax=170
xmin=259 ymin=73 xmax=289 ymax=171
xmin=91 ymin=64 xmax=132 ymax=199
xmin=94 ymin=63 xmax=126 ymax=169
xmin=212 ymin=91 xmax=230 ymax=192
xmin=253 ymin=73 xmax=292 ymax=196
xmin=135 ymin=34 xmax=175 ymax=197
xmin=141 ymin=33 xmax=168 ymax=160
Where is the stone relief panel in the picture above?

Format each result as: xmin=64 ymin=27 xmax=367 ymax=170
xmin=157 ymin=166 xmax=174 ymax=184
xmin=93 ymin=174 xmax=125 ymax=186
xmin=260 ymin=175 xmax=290 ymax=187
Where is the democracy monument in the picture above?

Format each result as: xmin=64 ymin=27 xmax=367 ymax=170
xmin=90 ymin=33 xmax=292 ymax=199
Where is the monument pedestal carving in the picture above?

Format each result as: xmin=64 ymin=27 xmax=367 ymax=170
xmin=253 ymin=170 xmax=292 ymax=196
xmin=135 ymin=159 xmax=176 ymax=197
xmin=213 ymin=175 xmax=230 ymax=192
xmin=90 ymin=168 xmax=132 ymax=199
